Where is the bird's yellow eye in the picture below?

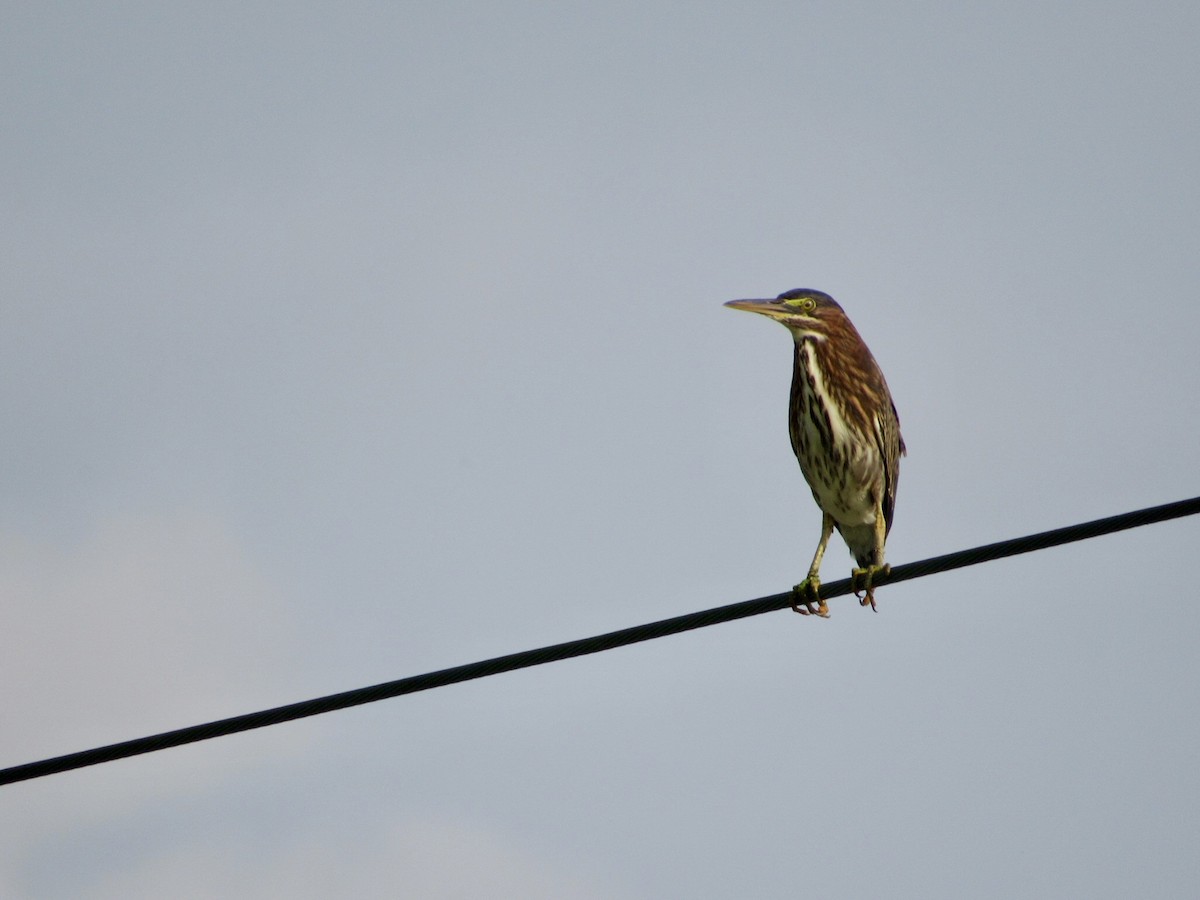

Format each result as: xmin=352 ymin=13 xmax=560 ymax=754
xmin=783 ymin=297 xmax=817 ymax=311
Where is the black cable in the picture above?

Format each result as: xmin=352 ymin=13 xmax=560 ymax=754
xmin=2 ymin=495 xmax=1197 ymax=788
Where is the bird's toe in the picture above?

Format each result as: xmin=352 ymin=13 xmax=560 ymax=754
xmin=791 ymin=577 xmax=829 ymax=618
xmin=851 ymin=564 xmax=890 ymax=613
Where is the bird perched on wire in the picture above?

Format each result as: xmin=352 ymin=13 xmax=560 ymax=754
xmin=725 ymin=288 xmax=905 ymax=617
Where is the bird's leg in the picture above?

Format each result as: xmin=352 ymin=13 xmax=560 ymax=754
xmin=851 ymin=501 xmax=890 ymax=612
xmin=793 ymin=513 xmax=834 ymax=617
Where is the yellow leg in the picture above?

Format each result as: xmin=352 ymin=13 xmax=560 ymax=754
xmin=793 ymin=513 xmax=834 ymax=618
xmin=851 ymin=501 xmax=890 ymax=612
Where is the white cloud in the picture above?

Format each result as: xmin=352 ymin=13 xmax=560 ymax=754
xmin=81 ymin=817 xmax=613 ymax=900
xmin=2 ymin=510 xmax=296 ymax=756
xmin=0 ymin=510 xmax=306 ymax=890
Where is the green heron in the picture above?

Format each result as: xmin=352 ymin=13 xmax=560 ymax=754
xmin=725 ymin=289 xmax=905 ymax=617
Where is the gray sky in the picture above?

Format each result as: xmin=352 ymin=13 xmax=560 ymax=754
xmin=4 ymin=2 xmax=1200 ymax=897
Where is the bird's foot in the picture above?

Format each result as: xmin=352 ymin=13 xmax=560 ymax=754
xmin=851 ymin=564 xmax=891 ymax=612
xmin=791 ymin=577 xmax=829 ymax=618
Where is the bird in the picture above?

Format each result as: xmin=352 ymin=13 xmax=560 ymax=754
xmin=725 ymin=288 xmax=905 ymax=617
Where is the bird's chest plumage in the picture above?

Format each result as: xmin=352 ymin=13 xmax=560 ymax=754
xmin=788 ymin=340 xmax=881 ymax=527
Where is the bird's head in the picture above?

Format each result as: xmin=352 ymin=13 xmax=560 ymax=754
xmin=724 ymin=288 xmax=845 ymax=341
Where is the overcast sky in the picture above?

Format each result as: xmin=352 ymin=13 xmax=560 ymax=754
xmin=4 ymin=3 xmax=1200 ymax=898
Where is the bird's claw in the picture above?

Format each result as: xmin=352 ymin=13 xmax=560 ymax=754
xmin=791 ymin=577 xmax=829 ymax=618
xmin=851 ymin=564 xmax=891 ymax=612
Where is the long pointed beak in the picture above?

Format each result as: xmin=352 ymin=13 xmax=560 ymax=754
xmin=724 ymin=298 xmax=786 ymax=318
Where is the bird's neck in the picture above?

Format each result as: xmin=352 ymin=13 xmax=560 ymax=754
xmin=793 ymin=334 xmax=857 ymax=419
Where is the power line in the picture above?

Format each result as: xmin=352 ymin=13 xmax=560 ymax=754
xmin=2 ymin=495 xmax=1198 ymax=788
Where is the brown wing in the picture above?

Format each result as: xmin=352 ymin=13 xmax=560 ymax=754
xmin=874 ymin=399 xmax=905 ymax=535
